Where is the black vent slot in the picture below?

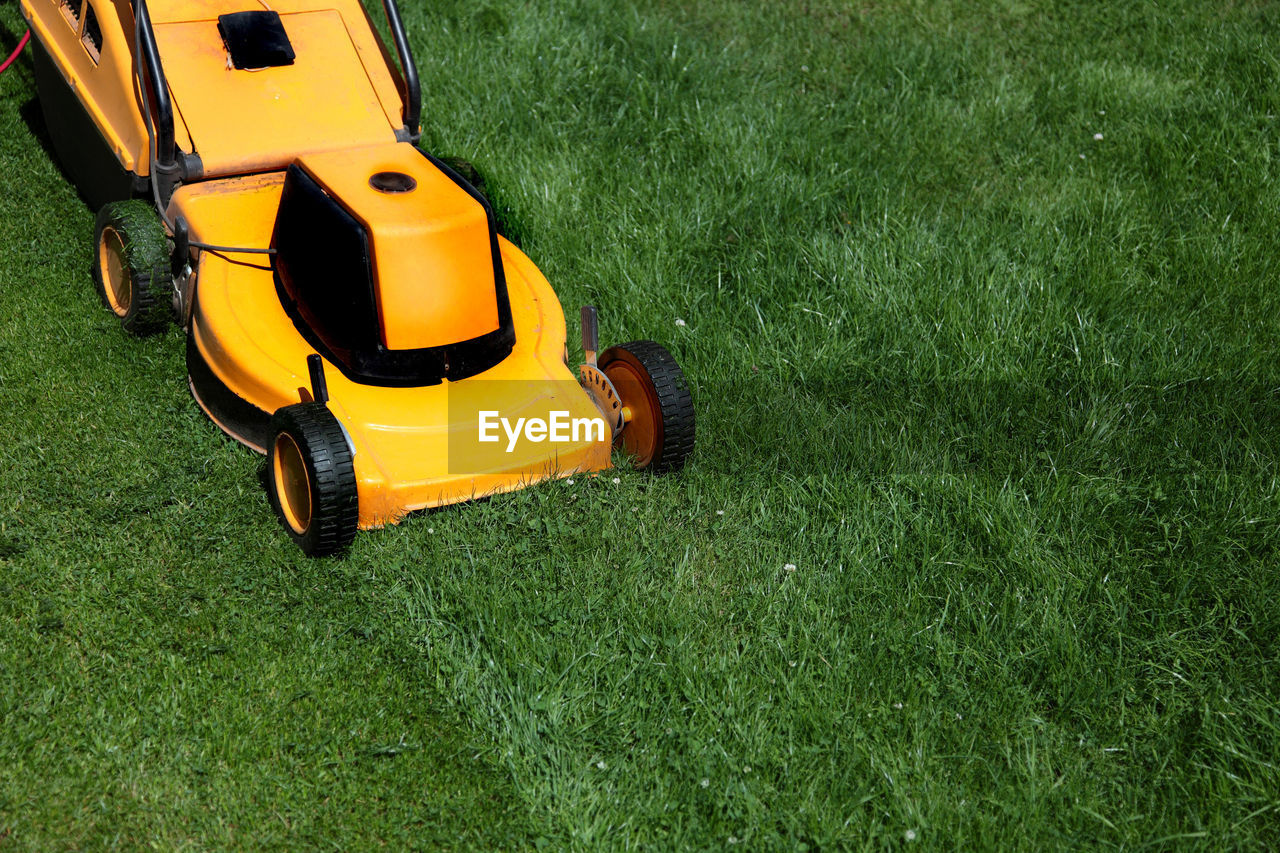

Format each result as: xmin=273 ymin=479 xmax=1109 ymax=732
xmin=82 ymin=4 xmax=103 ymax=60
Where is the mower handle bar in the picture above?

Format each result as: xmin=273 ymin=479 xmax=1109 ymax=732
xmin=131 ymin=0 xmax=175 ymax=169
xmin=380 ymin=0 xmax=421 ymax=138
xmin=128 ymin=0 xmax=421 ymax=188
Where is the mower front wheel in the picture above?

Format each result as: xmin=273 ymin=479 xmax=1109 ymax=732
xmin=599 ymin=341 xmax=695 ymax=472
xmin=91 ymin=200 xmax=171 ymax=336
xmin=266 ymin=403 xmax=359 ymax=557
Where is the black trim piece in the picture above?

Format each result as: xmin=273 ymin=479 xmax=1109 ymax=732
xmin=273 ymin=164 xmax=384 ymax=371
xmin=171 ymin=216 xmax=190 ymax=276
xmin=217 ymin=11 xmax=296 ymax=70
xmin=369 ymin=171 xmax=416 ymax=193
xmin=267 ymin=312 xmax=514 ymax=387
xmin=186 ymin=332 xmax=271 ymax=451
xmin=29 ymin=35 xmax=145 ymax=209
xmin=179 ymin=152 xmax=204 ymax=182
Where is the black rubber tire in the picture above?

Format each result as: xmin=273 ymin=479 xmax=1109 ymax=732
xmin=598 ymin=341 xmax=695 ymax=473
xmin=266 ymin=402 xmax=359 ymax=557
xmin=91 ymin=200 xmax=171 ymax=336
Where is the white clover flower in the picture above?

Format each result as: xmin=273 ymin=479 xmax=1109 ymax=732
xmin=906 ymin=829 xmax=917 ymax=842
xmin=1093 ymin=132 xmax=1104 ymax=141
xmin=566 ymin=479 xmax=575 ymax=485
xmin=784 ymin=563 xmax=797 ymax=572
xmin=427 ymin=527 xmax=434 ymax=534
xmin=675 ymin=318 xmax=687 ymax=327
xmin=700 ymin=778 xmax=709 ymax=788
xmin=596 ymin=760 xmax=607 ymax=770
xmin=612 ymin=477 xmax=621 ymax=484
xmin=716 ymin=510 xmax=725 ymax=516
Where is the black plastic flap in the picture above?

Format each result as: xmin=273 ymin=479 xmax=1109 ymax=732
xmin=217 ymin=11 xmax=295 ymax=70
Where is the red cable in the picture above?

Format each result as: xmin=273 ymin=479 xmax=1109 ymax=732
xmin=0 ymin=29 xmax=30 ymax=75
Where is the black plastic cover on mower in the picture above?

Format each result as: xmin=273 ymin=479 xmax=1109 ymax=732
xmin=271 ymin=156 xmax=515 ymax=387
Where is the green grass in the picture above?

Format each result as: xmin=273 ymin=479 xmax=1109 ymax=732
xmin=3 ymin=0 xmax=1280 ymax=847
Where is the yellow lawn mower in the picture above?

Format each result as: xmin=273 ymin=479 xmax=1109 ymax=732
xmin=18 ymin=0 xmax=694 ymax=554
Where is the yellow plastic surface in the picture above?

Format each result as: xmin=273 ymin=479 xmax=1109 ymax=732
xmin=295 ymin=143 xmax=500 ymax=351
xmin=20 ymin=0 xmax=154 ymax=174
xmin=145 ymin=0 xmax=409 ymax=137
xmin=20 ymin=0 xmax=409 ymax=181
xmin=151 ymin=10 xmax=396 ymax=176
xmin=170 ymin=175 xmax=611 ymax=529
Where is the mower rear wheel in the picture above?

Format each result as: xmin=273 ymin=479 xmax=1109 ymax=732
xmin=266 ymin=403 xmax=358 ymax=556
xmin=92 ymin=200 xmax=171 ymax=336
xmin=599 ymin=341 xmax=695 ymax=472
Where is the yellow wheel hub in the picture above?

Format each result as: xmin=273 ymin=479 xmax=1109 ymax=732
xmin=273 ymin=433 xmax=312 ymax=535
xmin=98 ymin=226 xmax=131 ymax=318
xmin=603 ymin=361 xmax=660 ymax=468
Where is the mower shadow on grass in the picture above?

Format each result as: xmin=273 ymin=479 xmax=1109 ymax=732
xmin=3 ymin=14 xmax=74 ymax=197
xmin=16 ymin=94 xmax=109 ymax=215
xmin=16 ymin=96 xmax=55 ymax=166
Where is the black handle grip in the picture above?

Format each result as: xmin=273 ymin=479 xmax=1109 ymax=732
xmin=308 ymin=354 xmax=329 ymax=405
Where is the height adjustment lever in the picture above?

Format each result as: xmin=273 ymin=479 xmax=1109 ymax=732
xmin=581 ymin=305 xmax=599 ymax=367
xmin=308 ymin=354 xmax=330 ymax=405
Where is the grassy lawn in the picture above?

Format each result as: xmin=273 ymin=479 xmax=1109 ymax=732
xmin=3 ymin=0 xmax=1279 ymax=847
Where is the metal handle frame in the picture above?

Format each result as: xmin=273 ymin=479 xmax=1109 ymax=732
xmin=380 ymin=0 xmax=421 ymax=136
xmin=129 ymin=0 xmax=421 ymax=185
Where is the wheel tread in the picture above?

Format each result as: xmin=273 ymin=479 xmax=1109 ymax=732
xmin=92 ymin=200 xmax=172 ymax=336
xmin=267 ymin=402 xmax=358 ymax=556
xmin=601 ymin=340 xmax=695 ymax=473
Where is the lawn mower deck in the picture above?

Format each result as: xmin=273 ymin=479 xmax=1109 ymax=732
xmin=21 ymin=0 xmax=694 ymax=554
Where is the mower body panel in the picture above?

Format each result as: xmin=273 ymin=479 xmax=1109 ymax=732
xmin=149 ymin=7 xmax=401 ymax=177
xmin=173 ymin=168 xmax=612 ymax=529
xmin=19 ymin=0 xmax=410 ymax=196
xmin=20 ymin=0 xmax=154 ymax=203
